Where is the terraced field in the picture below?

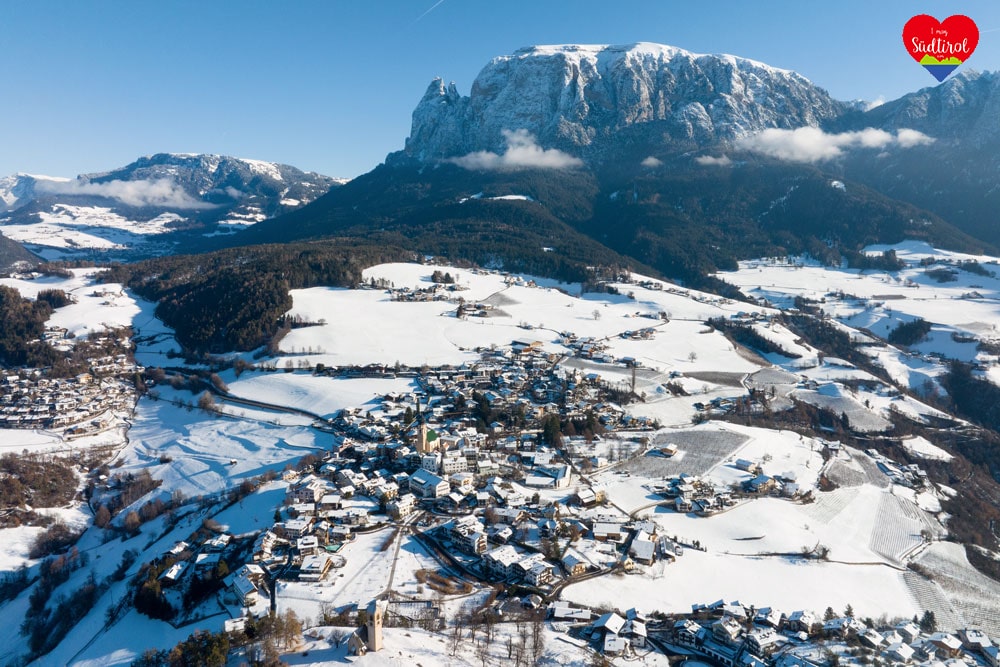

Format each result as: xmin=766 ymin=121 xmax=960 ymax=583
xmin=802 ymin=486 xmax=861 ymax=524
xmin=916 ymin=542 xmax=1000 ymax=636
xmin=629 ymin=428 xmax=750 ymax=478
xmin=902 ymin=571 xmax=963 ymax=632
xmin=825 ymin=459 xmax=866 ymax=488
xmin=869 ymin=493 xmax=926 ymax=564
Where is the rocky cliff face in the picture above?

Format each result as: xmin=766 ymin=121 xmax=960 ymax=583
xmin=862 ymin=70 xmax=1000 ymax=144
xmin=402 ymin=43 xmax=846 ymax=162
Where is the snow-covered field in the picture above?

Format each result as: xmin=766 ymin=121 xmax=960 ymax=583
xmin=282 ymin=263 xmax=767 ymax=373
xmin=564 ymin=550 xmax=919 ymax=620
xmin=581 ymin=423 xmax=946 ymax=621
xmin=119 ymin=397 xmax=325 ymax=499
xmin=718 ymin=241 xmax=1000 ymax=390
xmin=1 ymin=205 xmax=182 ymax=259
xmin=227 ymin=374 xmax=418 ymax=420
xmin=0 ymin=255 xmax=995 ymax=664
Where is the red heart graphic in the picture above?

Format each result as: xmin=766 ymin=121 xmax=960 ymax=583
xmin=903 ymin=14 xmax=979 ymax=64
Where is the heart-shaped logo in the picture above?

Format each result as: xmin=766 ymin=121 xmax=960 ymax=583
xmin=903 ymin=14 xmax=979 ymax=82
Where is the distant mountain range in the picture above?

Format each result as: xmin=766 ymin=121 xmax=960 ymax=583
xmin=8 ymin=42 xmax=1000 ymax=302
xmin=0 ymin=153 xmax=342 ymax=265
xmin=225 ymin=43 xmax=996 ymax=290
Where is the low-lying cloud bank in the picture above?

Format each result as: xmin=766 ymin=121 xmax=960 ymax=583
xmin=736 ymin=127 xmax=934 ymax=163
xmin=36 ymin=178 xmax=214 ymax=209
xmin=449 ymin=129 xmax=583 ymax=170
xmin=695 ymin=155 xmax=733 ymax=167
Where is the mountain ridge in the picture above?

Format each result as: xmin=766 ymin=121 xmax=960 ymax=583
xmin=396 ymin=42 xmax=846 ymax=165
xmin=0 ymin=153 xmax=342 ymax=262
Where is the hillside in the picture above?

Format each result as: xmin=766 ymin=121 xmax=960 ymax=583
xmin=0 ymin=154 xmax=341 ymax=262
xmin=0 ymin=232 xmax=39 ymax=272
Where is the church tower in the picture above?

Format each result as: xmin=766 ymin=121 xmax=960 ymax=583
xmin=365 ymin=599 xmax=387 ymax=652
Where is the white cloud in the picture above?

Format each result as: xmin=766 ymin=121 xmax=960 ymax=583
xmin=735 ymin=127 xmax=934 ymax=163
xmin=695 ymin=155 xmax=733 ymax=167
xmin=641 ymin=156 xmax=663 ymax=168
xmin=449 ymin=129 xmax=583 ymax=171
xmin=36 ymin=178 xmax=214 ymax=209
xmin=896 ymin=128 xmax=935 ymax=148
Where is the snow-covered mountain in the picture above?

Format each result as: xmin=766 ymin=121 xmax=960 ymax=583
xmin=862 ymin=70 xmax=1000 ymax=142
xmin=0 ymin=154 xmax=342 ymax=260
xmin=399 ymin=42 xmax=845 ymax=162
xmin=0 ymin=173 xmax=71 ymax=214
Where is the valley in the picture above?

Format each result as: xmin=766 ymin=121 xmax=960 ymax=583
xmin=1 ymin=248 xmax=1000 ymax=665
xmin=2 ymin=29 xmax=1000 ymax=667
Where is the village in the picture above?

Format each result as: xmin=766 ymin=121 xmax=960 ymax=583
xmin=0 ymin=330 xmax=139 ymax=435
xmin=106 ymin=309 xmax=988 ymax=667
xmin=3 ymin=258 xmax=1000 ymax=666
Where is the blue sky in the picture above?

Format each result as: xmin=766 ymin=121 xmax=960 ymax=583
xmin=3 ymin=0 xmax=998 ymax=179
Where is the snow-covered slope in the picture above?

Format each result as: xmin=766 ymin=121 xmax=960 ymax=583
xmin=0 ymin=154 xmax=343 ymax=260
xmin=400 ymin=42 xmax=845 ymax=162
xmin=0 ymin=173 xmax=71 ymax=213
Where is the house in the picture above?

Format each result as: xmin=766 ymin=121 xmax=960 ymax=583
xmin=723 ymin=603 xmax=747 ymax=620
xmin=297 ymin=535 xmax=319 ymax=557
xmin=159 ymin=562 xmax=186 ymax=587
xmin=488 ymin=524 xmax=513 ymax=544
xmin=673 ymin=619 xmax=702 ymax=646
xmin=787 ymin=610 xmax=816 ymax=633
xmin=630 ymin=531 xmax=657 ymax=564
xmin=575 ymin=488 xmax=598 ymax=506
xmin=491 ymin=508 xmax=527 ymax=525
xmin=387 ymin=493 xmax=417 ymax=520
xmin=483 ymin=545 xmax=522 ymax=578
xmin=744 ymin=474 xmax=776 ymax=494
xmin=409 ymin=468 xmax=449 ymax=498
xmin=592 ymin=612 xmax=626 ymax=638
xmin=593 ymin=522 xmax=624 ymax=542
xmin=449 ymin=472 xmax=475 ymax=493
xmin=823 ymin=616 xmax=865 ymax=639
xmin=745 ymin=628 xmax=781 ymax=656
xmin=755 ymin=607 xmax=783 ymax=629
xmin=735 ymin=459 xmax=761 ymax=474
xmin=512 ymin=553 xmax=546 ymax=580
xmin=926 ymin=632 xmax=963 ymax=659
xmin=623 ymin=619 xmax=647 ymax=648
xmin=562 ymin=551 xmax=589 ymax=576
xmin=895 ymin=621 xmax=921 ymax=644
xmin=450 ymin=515 xmax=487 ymax=555
xmin=299 ymin=554 xmax=333 ymax=582
xmin=984 ymin=646 xmax=999 ymax=667
xmin=193 ymin=552 xmax=221 ymax=574
xmin=548 ymin=602 xmax=593 ymax=623
xmin=859 ymin=628 xmax=886 ymax=649
xmin=289 ymin=477 xmax=328 ymax=504
xmin=885 ymin=642 xmax=915 ymax=663
xmin=252 ymin=530 xmax=285 ymax=562
xmin=330 ymin=525 xmax=353 ymax=542
xmin=283 ymin=518 xmax=314 ymax=539
xmin=319 ymin=494 xmax=343 ymax=512
xmin=712 ymin=616 xmax=744 ymax=645
xmin=231 ymin=571 xmax=259 ymax=606
xmin=537 ymin=518 xmax=559 ymax=538
xmin=289 ymin=503 xmax=316 ymax=518
xmin=440 ymin=452 xmax=468 ymax=474
xmin=604 ymin=634 xmax=628 ymax=656
xmin=526 ymin=561 xmax=555 ymax=587
xmin=958 ymin=628 xmax=993 ymax=652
